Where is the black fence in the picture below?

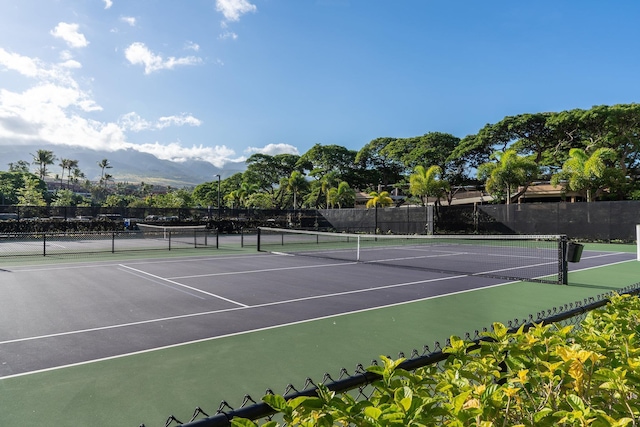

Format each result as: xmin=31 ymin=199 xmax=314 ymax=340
xmin=142 ymin=283 xmax=640 ymax=427
xmin=2 ymin=200 xmax=640 ymax=241
xmin=0 ymin=229 xmax=219 ymax=258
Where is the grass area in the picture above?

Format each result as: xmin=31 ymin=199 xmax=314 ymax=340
xmin=0 ymin=244 xmax=638 ymax=426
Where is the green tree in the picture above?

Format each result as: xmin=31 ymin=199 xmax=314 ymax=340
xmin=97 ymin=158 xmax=112 ymax=187
xmin=237 ymin=181 xmax=259 ymax=207
xmin=551 ymin=147 xmax=618 ymax=202
xmin=244 ymin=153 xmax=302 ymax=196
xmin=409 ymin=165 xmax=448 ymax=206
xmin=287 ymin=171 xmax=308 ymax=209
xmin=8 ymin=160 xmax=30 ymax=173
xmin=354 ymin=137 xmax=405 ymax=189
xmin=327 ymin=181 xmax=356 ymax=209
xmin=70 ymin=167 xmax=86 ymax=189
xmin=477 ymin=149 xmax=539 ymax=204
xmin=51 ymin=189 xmax=78 ymax=207
xmin=297 ymin=144 xmax=360 ymax=183
xmin=17 ymin=175 xmax=47 ymax=206
xmin=102 ymin=194 xmax=137 ymax=208
xmin=0 ymin=172 xmax=39 ymax=205
xmin=244 ymin=192 xmax=275 ymax=209
xmin=31 ymin=149 xmax=56 ymax=180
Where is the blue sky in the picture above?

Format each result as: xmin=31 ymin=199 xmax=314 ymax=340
xmin=1 ymin=1 xmax=639 ymax=169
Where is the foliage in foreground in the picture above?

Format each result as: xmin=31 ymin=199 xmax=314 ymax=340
xmin=235 ymin=294 xmax=640 ymax=426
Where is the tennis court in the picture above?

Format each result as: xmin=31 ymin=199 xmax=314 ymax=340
xmin=0 ymin=230 xmax=638 ymax=426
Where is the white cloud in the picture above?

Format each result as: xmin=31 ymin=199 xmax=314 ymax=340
xmin=0 ymin=48 xmax=237 ymax=169
xmin=50 ymin=22 xmax=89 ymax=48
xmin=103 ymin=0 xmax=113 ymax=9
xmin=124 ymin=42 xmax=202 ymax=74
xmin=216 ymin=0 xmax=257 ymax=22
xmin=218 ymin=31 xmax=238 ymax=41
xmin=120 ymin=16 xmax=136 ymax=26
xmin=0 ymin=48 xmax=42 ymax=77
xmin=59 ymin=59 xmax=82 ymax=69
xmin=134 ymin=142 xmax=243 ymax=167
xmin=119 ymin=112 xmax=202 ymax=132
xmin=245 ymin=143 xmax=300 ymax=156
xmin=0 ymin=48 xmax=81 ymax=87
xmin=185 ymin=41 xmax=200 ymax=51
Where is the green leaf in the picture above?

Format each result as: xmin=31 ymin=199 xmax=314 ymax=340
xmin=533 ymin=408 xmax=553 ymax=423
xmin=363 ymin=406 xmax=383 ymax=420
xmin=288 ymin=396 xmax=323 ymax=410
xmin=566 ymin=394 xmax=585 ymax=411
xmin=230 ymin=418 xmax=259 ymax=427
xmin=394 ymin=386 xmax=413 ymax=411
xmin=262 ymin=394 xmax=288 ymax=412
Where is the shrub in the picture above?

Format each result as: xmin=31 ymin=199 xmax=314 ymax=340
xmin=238 ymin=294 xmax=640 ymax=426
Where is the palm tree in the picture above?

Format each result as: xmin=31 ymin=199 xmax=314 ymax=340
xmin=97 ymin=159 xmax=112 ymax=188
xmin=327 ymin=181 xmax=356 ymax=208
xmin=237 ymin=182 xmax=259 ymax=207
xmin=551 ymin=147 xmax=617 ymax=202
xmin=287 ymin=171 xmax=307 ymax=209
xmin=70 ymin=167 xmax=85 ymax=190
xmin=31 ymin=149 xmax=56 ymax=180
xmin=58 ymin=158 xmax=77 ymax=188
xmin=66 ymin=159 xmax=79 ymax=187
xmin=366 ymin=191 xmax=393 ymax=208
xmin=409 ymin=165 xmax=448 ymax=206
xmin=477 ymin=149 xmax=539 ymax=204
xmin=224 ymin=190 xmax=242 ymax=208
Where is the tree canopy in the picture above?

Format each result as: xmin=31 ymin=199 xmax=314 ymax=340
xmin=4 ymin=103 xmax=640 ymax=209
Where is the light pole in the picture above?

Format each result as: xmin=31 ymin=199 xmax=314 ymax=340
xmin=214 ymin=174 xmax=221 ymax=220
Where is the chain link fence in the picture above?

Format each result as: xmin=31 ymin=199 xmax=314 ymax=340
xmin=0 ymin=229 xmax=219 ymax=258
xmin=141 ymin=283 xmax=640 ymax=427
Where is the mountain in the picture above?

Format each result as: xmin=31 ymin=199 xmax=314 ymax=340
xmin=0 ymin=145 xmax=246 ymax=187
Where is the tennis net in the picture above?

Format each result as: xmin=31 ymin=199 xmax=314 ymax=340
xmin=257 ymin=227 xmax=568 ymax=284
xmin=137 ymin=223 xmax=217 ymax=248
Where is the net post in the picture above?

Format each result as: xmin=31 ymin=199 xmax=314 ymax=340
xmin=168 ymin=230 xmax=171 ymax=251
xmin=112 ymin=231 xmax=115 ymax=253
xmin=256 ymin=228 xmax=261 ymax=252
xmin=216 ymin=228 xmax=219 ymax=249
xmin=43 ymin=233 xmax=46 ymax=256
xmin=241 ymin=228 xmax=244 ymax=248
xmin=356 ymin=235 xmax=360 ymax=261
xmin=559 ymin=235 xmax=568 ymax=285
xmin=193 ymin=229 xmax=197 ymax=248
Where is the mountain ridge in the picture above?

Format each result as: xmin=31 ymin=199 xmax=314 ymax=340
xmin=0 ymin=145 xmax=246 ymax=187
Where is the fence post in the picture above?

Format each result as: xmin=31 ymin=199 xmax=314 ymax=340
xmin=637 ymin=224 xmax=640 ymax=261
xmin=256 ymin=228 xmax=261 ymax=252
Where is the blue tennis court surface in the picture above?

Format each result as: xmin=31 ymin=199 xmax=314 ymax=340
xmin=0 ymin=244 xmax=637 ymax=425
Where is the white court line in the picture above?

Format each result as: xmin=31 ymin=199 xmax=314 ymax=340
xmin=118 ymin=264 xmax=249 ymax=307
xmin=169 ymin=260 xmax=357 ymax=279
xmin=1 ymin=253 xmax=636 ymax=380
xmin=0 ymin=272 xmax=471 ymax=349
xmin=4 ymin=253 xmax=280 ymax=273
xmin=117 ymin=267 xmax=207 ymax=300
